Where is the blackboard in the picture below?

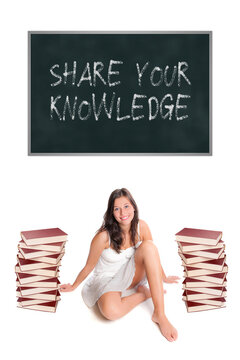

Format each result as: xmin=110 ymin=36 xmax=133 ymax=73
xmin=29 ymin=32 xmax=211 ymax=155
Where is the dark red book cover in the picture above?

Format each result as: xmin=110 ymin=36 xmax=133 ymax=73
xmin=21 ymin=228 xmax=67 ymax=240
xmin=176 ymin=228 xmax=222 ymax=240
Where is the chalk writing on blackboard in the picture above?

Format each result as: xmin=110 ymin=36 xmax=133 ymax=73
xmin=49 ymin=60 xmax=191 ymax=123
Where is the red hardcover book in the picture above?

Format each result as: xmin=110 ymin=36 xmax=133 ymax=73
xmin=185 ymin=300 xmax=225 ymax=313
xmin=17 ymin=272 xmax=53 ymax=285
xmin=21 ymin=228 xmax=67 ymax=245
xmin=17 ymin=300 xmax=58 ymax=313
xmin=16 ymin=277 xmax=60 ymax=288
xmin=184 ymin=257 xmax=226 ymax=271
xmin=16 ymin=288 xmax=60 ymax=301
xmin=17 ymin=257 xmax=61 ymax=271
xmin=15 ymin=264 xmax=59 ymax=277
xmin=189 ymin=297 xmax=226 ymax=306
xmin=18 ymin=239 xmax=66 ymax=252
xmin=179 ymin=252 xmax=224 ymax=265
xmin=183 ymin=277 xmax=227 ymax=288
xmin=182 ymin=247 xmax=224 ymax=260
xmin=18 ymin=251 xmax=64 ymax=265
xmin=176 ymin=228 xmax=222 ymax=245
xmin=18 ymin=247 xmax=63 ymax=259
xmin=182 ymin=289 xmax=227 ymax=301
xmin=184 ymin=265 xmax=228 ymax=278
xmin=17 ymin=297 xmax=51 ymax=307
xmin=177 ymin=239 xmax=224 ymax=252
xmin=182 ymin=286 xmax=226 ymax=296
xmin=189 ymin=272 xmax=226 ymax=285
xmin=17 ymin=286 xmax=58 ymax=296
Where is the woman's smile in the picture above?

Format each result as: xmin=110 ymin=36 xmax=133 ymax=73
xmin=121 ymin=216 xmax=129 ymax=220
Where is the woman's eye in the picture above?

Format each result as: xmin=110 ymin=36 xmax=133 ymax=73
xmin=114 ymin=208 xmax=119 ymax=211
xmin=125 ymin=205 xmax=129 ymax=208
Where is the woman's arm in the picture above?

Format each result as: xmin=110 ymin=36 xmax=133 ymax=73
xmin=60 ymin=231 xmax=108 ymax=292
xmin=139 ymin=220 xmax=179 ymax=284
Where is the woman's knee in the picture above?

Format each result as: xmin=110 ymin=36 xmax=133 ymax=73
xmin=138 ymin=240 xmax=157 ymax=253
xmin=136 ymin=241 xmax=160 ymax=263
xmin=98 ymin=299 xmax=121 ymax=321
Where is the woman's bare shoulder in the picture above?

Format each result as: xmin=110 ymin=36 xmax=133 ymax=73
xmin=139 ymin=219 xmax=149 ymax=231
xmin=139 ymin=219 xmax=153 ymax=241
xmin=93 ymin=230 xmax=109 ymax=248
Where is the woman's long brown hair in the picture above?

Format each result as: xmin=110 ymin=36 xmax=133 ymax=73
xmin=97 ymin=188 xmax=139 ymax=253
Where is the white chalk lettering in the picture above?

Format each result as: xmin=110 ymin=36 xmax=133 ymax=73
xmin=178 ymin=62 xmax=191 ymax=87
xmin=77 ymin=63 xmax=92 ymax=87
xmin=92 ymin=93 xmax=104 ymax=121
xmin=50 ymin=93 xmax=191 ymax=122
xmin=150 ymin=67 xmax=163 ymax=87
xmin=92 ymin=92 xmax=116 ymax=121
xmin=50 ymin=65 xmax=62 ymax=87
xmin=93 ymin=62 xmax=107 ymax=87
xmin=164 ymin=65 xmax=177 ymax=87
xmin=132 ymin=94 xmax=147 ymax=121
xmin=136 ymin=62 xmax=149 ymax=86
xmin=50 ymin=95 xmax=62 ymax=120
xmin=63 ymin=61 xmax=77 ymax=85
xmin=148 ymin=96 xmax=159 ymax=120
xmin=175 ymin=94 xmax=191 ymax=120
xmin=63 ymin=96 xmax=78 ymax=121
xmin=116 ymin=97 xmax=131 ymax=121
xmin=78 ymin=101 xmax=91 ymax=120
xmin=108 ymin=60 xmax=123 ymax=87
xmin=104 ymin=92 xmax=116 ymax=119
xmin=136 ymin=61 xmax=191 ymax=88
xmin=160 ymin=94 xmax=174 ymax=120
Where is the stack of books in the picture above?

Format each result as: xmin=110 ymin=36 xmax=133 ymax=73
xmin=16 ymin=228 xmax=68 ymax=313
xmin=176 ymin=228 xmax=227 ymax=313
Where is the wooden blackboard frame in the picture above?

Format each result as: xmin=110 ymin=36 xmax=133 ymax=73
xmin=28 ymin=31 xmax=212 ymax=156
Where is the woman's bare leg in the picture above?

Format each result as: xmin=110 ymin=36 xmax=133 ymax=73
xmin=98 ymin=287 xmax=151 ymax=320
xmin=131 ymin=240 xmax=178 ymax=341
xmin=98 ymin=241 xmax=177 ymax=341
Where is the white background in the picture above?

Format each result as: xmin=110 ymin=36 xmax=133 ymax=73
xmin=1 ymin=0 xmax=240 ymax=358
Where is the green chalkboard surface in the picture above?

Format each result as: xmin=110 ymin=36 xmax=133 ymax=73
xmin=29 ymin=32 xmax=211 ymax=154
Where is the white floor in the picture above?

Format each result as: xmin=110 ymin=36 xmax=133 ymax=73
xmin=6 ymin=274 xmax=237 ymax=360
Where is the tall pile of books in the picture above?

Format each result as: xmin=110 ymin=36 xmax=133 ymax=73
xmin=16 ymin=228 xmax=67 ymax=313
xmin=176 ymin=228 xmax=227 ymax=313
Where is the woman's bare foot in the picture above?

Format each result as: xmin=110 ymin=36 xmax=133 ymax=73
xmin=136 ymin=285 xmax=151 ymax=299
xmin=152 ymin=312 xmax=178 ymax=342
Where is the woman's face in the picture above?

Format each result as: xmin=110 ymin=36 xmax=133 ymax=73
xmin=113 ymin=196 xmax=135 ymax=226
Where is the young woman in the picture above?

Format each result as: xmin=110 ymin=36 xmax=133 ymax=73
xmin=60 ymin=188 xmax=179 ymax=342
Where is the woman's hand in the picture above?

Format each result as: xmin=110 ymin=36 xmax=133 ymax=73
xmin=163 ymin=276 xmax=180 ymax=284
xmin=59 ymin=283 xmax=74 ymax=292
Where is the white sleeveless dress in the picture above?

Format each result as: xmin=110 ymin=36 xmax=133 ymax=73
xmin=82 ymin=225 xmax=147 ymax=308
